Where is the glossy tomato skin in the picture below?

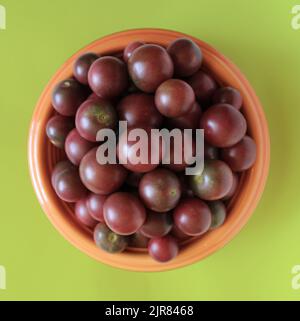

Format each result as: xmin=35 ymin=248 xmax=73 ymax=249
xmin=73 ymin=53 xmax=99 ymax=85
xmin=129 ymin=231 xmax=149 ymax=248
xmin=187 ymin=70 xmax=217 ymax=104
xmin=94 ymin=223 xmax=129 ymax=253
xmin=212 ymin=86 xmax=243 ymax=110
xmin=140 ymin=211 xmax=173 ymax=238
xmin=117 ymin=93 xmax=163 ymax=128
xmin=200 ymin=104 xmax=247 ymax=147
xmin=103 ymin=192 xmax=146 ymax=235
xmin=128 ymin=44 xmax=174 ymax=93
xmin=189 ymin=160 xmax=233 ymax=200
xmin=88 ymin=56 xmax=129 ymax=98
xmin=166 ymin=101 xmax=201 ymax=130
xmin=86 ymin=193 xmax=107 ymax=222
xmin=117 ymin=127 xmax=163 ymax=173
xmin=222 ymin=172 xmax=239 ymax=201
xmin=167 ymin=38 xmax=203 ymax=77
xmin=65 ymin=129 xmax=96 ymax=165
xmin=148 ymin=235 xmax=179 ymax=262
xmin=52 ymin=161 xmax=88 ymax=202
xmin=80 ymin=148 xmax=128 ymax=195
xmin=52 ymin=78 xmax=89 ymax=116
xmin=155 ymin=79 xmax=195 ymax=118
xmin=173 ymin=198 xmax=212 ymax=236
xmin=139 ymin=168 xmax=181 ymax=212
xmin=74 ymin=198 xmax=98 ymax=228
xmin=221 ymin=136 xmax=257 ymax=172
xmin=46 ymin=115 xmax=74 ymax=148
xmin=75 ymin=97 xmax=117 ymax=142
xmin=208 ymin=201 xmax=226 ymax=230
xmin=123 ymin=41 xmax=145 ymax=63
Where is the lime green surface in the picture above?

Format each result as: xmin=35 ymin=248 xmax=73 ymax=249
xmin=0 ymin=0 xmax=300 ymax=301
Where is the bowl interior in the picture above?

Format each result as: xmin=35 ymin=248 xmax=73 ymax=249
xmin=29 ymin=29 xmax=270 ymax=271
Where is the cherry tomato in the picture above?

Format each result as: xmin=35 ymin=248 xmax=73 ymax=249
xmin=167 ymin=38 xmax=203 ymax=77
xmin=140 ymin=211 xmax=173 ymax=238
xmin=200 ymin=104 xmax=247 ymax=147
xmin=221 ymin=136 xmax=256 ymax=171
xmin=155 ymin=79 xmax=195 ymax=118
xmin=103 ymin=192 xmax=146 ymax=235
xmin=73 ymin=53 xmax=99 ymax=85
xmin=88 ymin=56 xmax=129 ymax=98
xmin=123 ymin=41 xmax=145 ymax=63
xmin=208 ymin=201 xmax=226 ymax=229
xmin=187 ymin=70 xmax=217 ymax=104
xmin=223 ymin=173 xmax=239 ymax=201
xmin=189 ymin=160 xmax=233 ymax=200
xmin=148 ymin=235 xmax=179 ymax=262
xmin=117 ymin=93 xmax=163 ymax=128
xmin=46 ymin=115 xmax=74 ymax=148
xmin=80 ymin=147 xmax=128 ymax=195
xmin=212 ymin=86 xmax=242 ymax=110
xmin=74 ymin=198 xmax=98 ymax=228
xmin=52 ymin=161 xmax=88 ymax=202
xmin=94 ymin=223 xmax=128 ymax=253
xmin=75 ymin=97 xmax=117 ymax=142
xmin=86 ymin=193 xmax=107 ymax=222
xmin=139 ymin=168 xmax=181 ymax=212
xmin=128 ymin=44 xmax=174 ymax=93
xmin=173 ymin=198 xmax=212 ymax=236
xmin=65 ymin=129 xmax=96 ymax=165
xmin=52 ymin=78 xmax=88 ymax=116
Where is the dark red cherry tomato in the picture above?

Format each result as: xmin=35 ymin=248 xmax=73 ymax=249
xmin=128 ymin=44 xmax=174 ymax=93
xmin=65 ymin=128 xmax=96 ymax=165
xmin=200 ymin=104 xmax=247 ymax=147
xmin=189 ymin=160 xmax=233 ymax=200
xmin=52 ymin=78 xmax=88 ymax=116
xmin=139 ymin=168 xmax=181 ymax=212
xmin=86 ymin=193 xmax=107 ymax=222
xmin=173 ymin=198 xmax=212 ymax=236
xmin=221 ymin=136 xmax=256 ymax=171
xmin=73 ymin=53 xmax=99 ymax=85
xmin=80 ymin=147 xmax=128 ymax=195
xmin=212 ymin=86 xmax=243 ymax=110
xmin=88 ymin=56 xmax=129 ymax=98
xmin=46 ymin=115 xmax=74 ymax=148
xmin=148 ymin=235 xmax=179 ymax=262
xmin=167 ymin=38 xmax=203 ymax=77
xmin=103 ymin=192 xmax=146 ymax=235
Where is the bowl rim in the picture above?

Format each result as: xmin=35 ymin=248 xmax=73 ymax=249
xmin=28 ymin=28 xmax=270 ymax=272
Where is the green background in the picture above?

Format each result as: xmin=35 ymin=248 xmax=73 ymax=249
xmin=0 ymin=0 xmax=299 ymax=301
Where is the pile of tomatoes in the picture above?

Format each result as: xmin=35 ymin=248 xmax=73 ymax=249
xmin=46 ymin=38 xmax=256 ymax=263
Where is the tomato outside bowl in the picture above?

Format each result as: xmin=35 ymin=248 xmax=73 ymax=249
xmin=28 ymin=28 xmax=270 ymax=272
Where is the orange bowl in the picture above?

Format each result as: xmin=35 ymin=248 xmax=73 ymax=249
xmin=28 ymin=29 xmax=270 ymax=272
